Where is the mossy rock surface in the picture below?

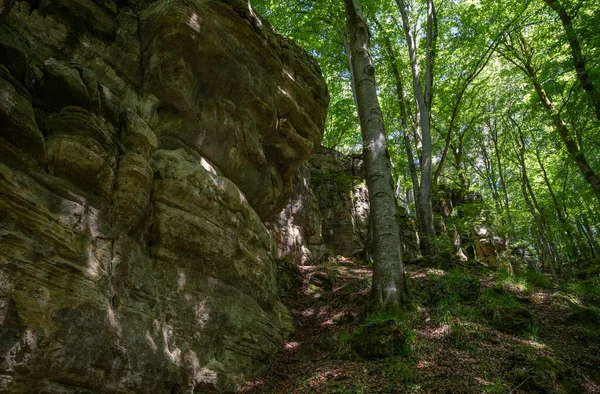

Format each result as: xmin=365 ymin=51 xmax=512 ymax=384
xmin=350 ymin=320 xmax=409 ymax=360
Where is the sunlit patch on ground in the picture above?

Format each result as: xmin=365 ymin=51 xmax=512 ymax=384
xmin=237 ymin=379 xmax=264 ymax=393
xmin=284 ymin=341 xmax=302 ymax=351
xmin=307 ymin=369 xmax=348 ymax=388
xmin=416 ymin=360 xmax=436 ymax=369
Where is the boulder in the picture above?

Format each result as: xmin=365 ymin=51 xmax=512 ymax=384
xmin=139 ymin=0 xmax=328 ymax=219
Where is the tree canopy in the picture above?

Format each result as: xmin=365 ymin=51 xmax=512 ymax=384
xmin=252 ymin=0 xmax=600 ymax=272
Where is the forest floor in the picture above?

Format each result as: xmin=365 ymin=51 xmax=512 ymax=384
xmin=239 ymin=257 xmax=600 ymax=393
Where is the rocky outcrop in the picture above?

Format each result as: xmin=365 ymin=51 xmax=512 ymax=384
xmin=0 ymin=1 xmax=327 ymax=393
xmin=268 ymin=147 xmax=420 ymax=266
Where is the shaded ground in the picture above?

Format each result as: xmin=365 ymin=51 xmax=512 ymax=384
xmin=239 ymin=258 xmax=600 ymax=393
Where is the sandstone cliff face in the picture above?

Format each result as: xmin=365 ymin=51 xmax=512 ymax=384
xmin=268 ymin=147 xmax=420 ymax=266
xmin=0 ymin=1 xmax=328 ymax=392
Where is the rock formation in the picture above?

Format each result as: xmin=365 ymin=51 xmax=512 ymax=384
xmin=0 ymin=1 xmax=328 ymax=392
xmin=268 ymin=147 xmax=420 ymax=266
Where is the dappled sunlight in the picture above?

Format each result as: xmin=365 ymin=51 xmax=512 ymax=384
xmin=238 ymin=379 xmax=265 ymax=393
xmin=199 ymin=157 xmax=217 ymax=175
xmin=187 ymin=13 xmax=201 ymax=33
xmin=307 ymin=368 xmax=348 ymax=388
xmin=425 ymin=268 xmax=446 ymax=277
xmin=145 ymin=331 xmax=158 ymax=353
xmin=85 ymin=244 xmax=101 ymax=279
xmin=177 ymin=271 xmax=186 ymax=291
xmin=105 ymin=302 xmax=122 ymax=336
xmin=514 ymin=336 xmax=548 ymax=350
xmin=299 ymin=308 xmax=315 ymax=317
xmin=282 ymin=67 xmax=295 ymax=81
xmin=195 ymin=300 xmax=210 ymax=328
xmin=161 ymin=323 xmax=182 ymax=364
xmin=247 ymin=2 xmax=263 ymax=29
xmin=418 ymin=324 xmax=451 ymax=340
xmin=530 ymin=292 xmax=549 ymax=303
xmin=410 ymin=271 xmax=427 ymax=280
xmin=284 ymin=341 xmax=301 ymax=351
xmin=417 ymin=360 xmax=436 ymax=369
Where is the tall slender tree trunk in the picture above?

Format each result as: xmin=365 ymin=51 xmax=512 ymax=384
xmin=579 ymin=215 xmax=600 ymax=258
xmin=534 ymin=148 xmax=577 ymax=259
xmin=395 ymin=0 xmax=438 ymax=260
xmin=542 ymin=0 xmax=600 ymax=121
xmin=491 ymin=122 xmax=513 ymax=233
xmin=514 ymin=119 xmax=558 ymax=275
xmin=343 ymin=0 xmax=408 ymax=312
xmin=372 ymin=17 xmax=422 ymax=236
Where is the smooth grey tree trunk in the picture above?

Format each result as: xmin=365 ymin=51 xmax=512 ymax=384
xmin=395 ymin=0 xmax=439 ymax=260
xmin=343 ymin=0 xmax=408 ymax=312
xmin=372 ymin=17 xmax=422 ymax=234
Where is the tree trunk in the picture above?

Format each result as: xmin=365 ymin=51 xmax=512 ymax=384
xmin=424 ymin=0 xmax=437 ymax=110
xmin=534 ymin=148 xmax=577 ymax=259
xmin=372 ymin=17 xmax=422 ymax=237
xmin=395 ymin=0 xmax=438 ymax=260
xmin=491 ymin=121 xmax=513 ymax=232
xmin=542 ymin=0 xmax=600 ymax=121
xmin=343 ymin=0 xmax=408 ymax=312
xmin=513 ymin=118 xmax=558 ymax=275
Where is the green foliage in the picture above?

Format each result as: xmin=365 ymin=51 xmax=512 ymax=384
xmin=478 ymin=286 xmax=535 ymax=335
xmin=523 ymin=271 xmax=554 ymax=290
xmin=478 ymin=286 xmax=521 ymax=316
xmin=427 ymin=269 xmax=480 ymax=305
xmin=568 ymin=306 xmax=600 ymax=328
xmin=251 ymin=0 xmax=600 ymax=271
xmin=481 ymin=377 xmax=505 ymax=394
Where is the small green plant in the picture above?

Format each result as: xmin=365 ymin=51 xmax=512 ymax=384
xmin=478 ymin=286 xmax=520 ymax=316
xmin=558 ymin=281 xmax=600 ymax=299
xmin=524 ymin=271 xmax=554 ymax=289
xmin=482 ymin=377 xmax=505 ymax=393
xmin=448 ymin=323 xmax=475 ymax=352
xmin=497 ymin=271 xmax=534 ymax=294
xmin=381 ymin=357 xmax=413 ymax=385
xmin=437 ymin=294 xmax=460 ymax=324
xmin=427 ymin=269 xmax=480 ymax=306
xmin=524 ymin=324 xmax=539 ymax=341
xmin=344 ymin=282 xmax=356 ymax=293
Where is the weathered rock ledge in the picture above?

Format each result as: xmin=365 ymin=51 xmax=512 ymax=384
xmin=268 ymin=147 xmax=420 ymax=267
xmin=0 ymin=1 xmax=328 ymax=392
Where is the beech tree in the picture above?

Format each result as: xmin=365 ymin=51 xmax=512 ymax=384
xmin=343 ymin=0 xmax=408 ymax=311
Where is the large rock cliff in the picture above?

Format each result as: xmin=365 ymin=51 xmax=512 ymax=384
xmin=0 ymin=1 xmax=328 ymax=392
xmin=268 ymin=147 xmax=420 ymax=266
